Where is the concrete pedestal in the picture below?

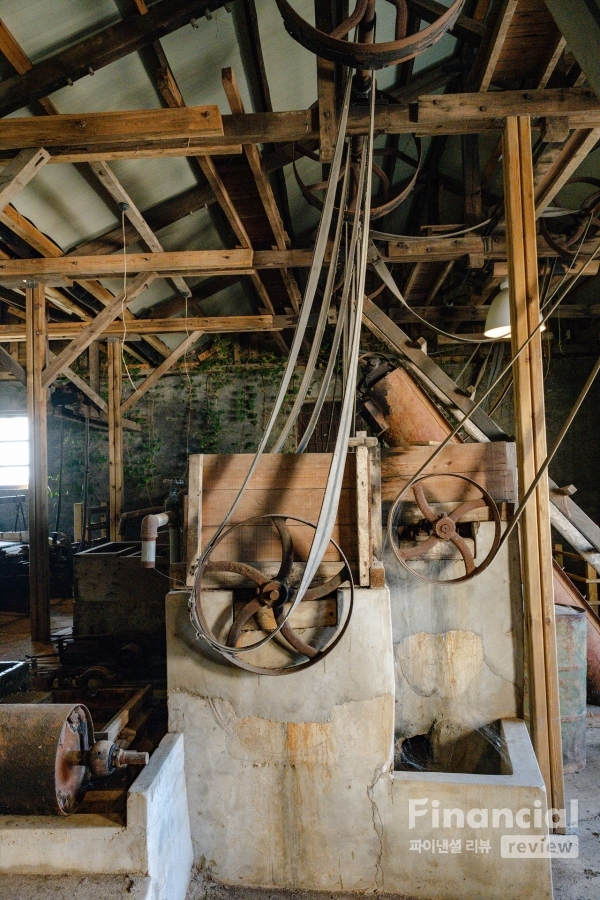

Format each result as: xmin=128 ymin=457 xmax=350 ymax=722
xmin=166 ymin=588 xmax=553 ymax=899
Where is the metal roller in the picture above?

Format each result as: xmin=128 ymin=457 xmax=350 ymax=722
xmin=0 ymin=704 xmax=94 ymax=816
xmin=0 ymin=703 xmax=149 ymax=816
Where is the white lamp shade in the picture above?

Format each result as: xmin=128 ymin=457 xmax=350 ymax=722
xmin=484 ymin=283 xmax=511 ymax=338
xmin=483 ymin=279 xmax=546 ymax=338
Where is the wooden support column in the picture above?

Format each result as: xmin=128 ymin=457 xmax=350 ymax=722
xmin=107 ymin=339 xmax=123 ymax=542
xmin=26 ymin=281 xmax=50 ymax=642
xmin=503 ymin=115 xmax=564 ymax=816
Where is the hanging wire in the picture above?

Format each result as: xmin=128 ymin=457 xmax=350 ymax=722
xmin=120 ymin=209 xmax=138 ymax=393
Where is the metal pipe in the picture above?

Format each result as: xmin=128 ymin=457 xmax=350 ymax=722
xmin=118 ymin=505 xmax=163 ymax=536
xmin=141 ymin=510 xmax=172 ymax=568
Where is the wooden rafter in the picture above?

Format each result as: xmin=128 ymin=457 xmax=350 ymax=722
xmin=88 ymin=160 xmax=191 ymax=296
xmin=120 ymin=329 xmax=204 ymax=415
xmin=0 ymin=313 xmax=295 ymax=343
xmin=0 ymin=0 xmax=232 ymax=118
xmin=144 ymin=42 xmax=289 ymax=352
xmin=41 ymin=273 xmax=156 ymax=387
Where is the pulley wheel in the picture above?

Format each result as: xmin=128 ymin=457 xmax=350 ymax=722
xmin=193 ymin=514 xmax=354 ymax=675
xmin=387 ymin=473 xmax=502 ymax=584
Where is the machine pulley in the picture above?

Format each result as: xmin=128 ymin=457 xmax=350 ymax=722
xmin=388 ymin=473 xmax=502 ymax=584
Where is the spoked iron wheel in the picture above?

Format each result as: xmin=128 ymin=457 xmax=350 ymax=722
xmin=387 ymin=473 xmax=501 ymax=585
xmin=193 ymin=514 xmax=354 ymax=675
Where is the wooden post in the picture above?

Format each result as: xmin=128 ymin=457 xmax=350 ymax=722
xmin=107 ymin=338 xmax=123 ymax=542
xmin=186 ymin=454 xmax=203 ymax=587
xmin=26 ymin=281 xmax=50 ymax=642
xmin=586 ymin=562 xmax=598 ymax=609
xmin=73 ymin=502 xmax=83 ymax=542
xmin=503 ymin=115 xmax=564 ymax=816
xmin=355 ymin=432 xmax=371 ymax=587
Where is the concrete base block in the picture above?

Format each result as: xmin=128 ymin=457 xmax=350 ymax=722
xmin=167 ymin=589 xmax=553 ymax=900
xmin=0 ymin=733 xmax=193 ymax=900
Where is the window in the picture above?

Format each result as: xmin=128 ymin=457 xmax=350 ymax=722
xmin=0 ymin=417 xmax=29 ymax=487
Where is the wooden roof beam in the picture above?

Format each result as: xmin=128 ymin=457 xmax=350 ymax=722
xmin=42 ymin=273 xmax=156 ymax=388
xmin=0 ymin=0 xmax=232 ymax=117
xmin=0 ymin=313 xmax=295 ymax=342
xmin=0 ymin=89 xmax=599 ymax=157
xmin=88 ymin=160 xmax=191 ymax=296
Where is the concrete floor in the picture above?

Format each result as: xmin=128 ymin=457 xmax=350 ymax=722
xmin=553 ymin=724 xmax=600 ymax=900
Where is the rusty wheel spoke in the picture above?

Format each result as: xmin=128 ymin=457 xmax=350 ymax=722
xmin=274 ymin=607 xmax=318 ymax=659
xmin=450 ymin=534 xmax=476 ymax=575
xmin=398 ymin=534 xmax=440 ymax=560
xmin=303 ymin=566 xmax=348 ymax=601
xmin=272 ymin=516 xmax=294 ymax=583
xmin=413 ymin=482 xmax=439 ymax=523
xmin=204 ymin=560 xmax=266 ymax=586
xmin=227 ymin=598 xmax=263 ymax=648
xmin=449 ymin=498 xmax=486 ymax=523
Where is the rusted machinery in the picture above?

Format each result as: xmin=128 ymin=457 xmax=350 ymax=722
xmin=275 ymin=0 xmax=465 ymax=69
xmin=0 ymin=703 xmax=148 ymax=816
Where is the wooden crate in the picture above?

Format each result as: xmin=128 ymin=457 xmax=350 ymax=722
xmin=381 ymin=442 xmax=516 ymax=509
xmin=185 ymin=439 xmax=383 ymax=589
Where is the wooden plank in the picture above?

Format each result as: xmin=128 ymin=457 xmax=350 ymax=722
xmin=222 ymin=68 xmax=288 ymax=251
xmin=418 ymin=87 xmax=600 ymax=125
xmin=534 ymin=128 xmax=600 ymax=216
xmin=0 ymin=343 xmax=25 ymax=383
xmin=120 ymin=330 xmax=203 ymax=415
xmin=362 ymin=298 xmax=509 ymax=442
xmin=201 ymin=488 xmax=356 ymax=526
xmin=471 ymin=0 xmax=519 ymax=91
xmin=406 ymin=0 xmax=485 ymax=43
xmin=0 ymin=106 xmax=222 ymax=150
xmin=26 ymin=282 xmax=50 ymax=642
xmin=41 ymin=273 xmax=156 ymax=388
xmin=203 ymin=524 xmax=356 ymax=563
xmin=504 ymin=115 xmax=563 ymax=815
xmin=186 ymin=454 xmax=202 ymax=587
xmin=0 ymin=0 xmax=232 ymax=117
xmin=0 ymin=249 xmax=253 ymax=279
xmin=0 ymin=87 xmax=593 ymax=163
xmin=314 ymin=0 xmax=336 ymax=164
xmin=0 ymin=314 xmax=291 ymax=342
xmin=517 ymin=114 xmax=564 ymax=821
xmin=201 ymin=453 xmax=356 ymax=493
xmin=107 ymin=340 xmax=124 ymax=543
xmin=0 ymin=148 xmax=49 ymax=211
xmin=355 ymin=435 xmax=371 ymax=587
